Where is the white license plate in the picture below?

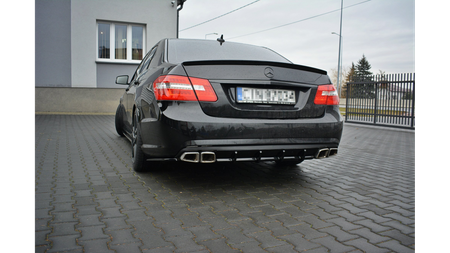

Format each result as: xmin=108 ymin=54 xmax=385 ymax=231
xmin=236 ymin=87 xmax=296 ymax=105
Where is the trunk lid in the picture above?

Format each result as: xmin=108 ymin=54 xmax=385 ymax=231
xmin=182 ymin=60 xmax=331 ymax=119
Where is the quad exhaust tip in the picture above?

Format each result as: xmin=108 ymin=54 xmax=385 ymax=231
xmin=180 ymin=152 xmax=216 ymax=163
xmin=200 ymin=152 xmax=216 ymax=163
xmin=180 ymin=152 xmax=200 ymax=163
xmin=316 ymin=148 xmax=338 ymax=159
xmin=316 ymin=148 xmax=330 ymax=159
xmin=329 ymin=148 xmax=338 ymax=157
xmin=181 ymin=149 xmax=337 ymax=163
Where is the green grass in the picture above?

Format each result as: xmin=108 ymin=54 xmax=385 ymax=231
xmin=339 ymin=107 xmax=413 ymax=116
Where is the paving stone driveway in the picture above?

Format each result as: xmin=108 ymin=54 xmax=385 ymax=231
xmin=35 ymin=115 xmax=415 ymax=253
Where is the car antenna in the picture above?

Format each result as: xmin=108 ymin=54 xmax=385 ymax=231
xmin=217 ymin=34 xmax=225 ymax=45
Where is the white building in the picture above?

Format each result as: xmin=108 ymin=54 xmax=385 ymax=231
xmin=35 ymin=0 xmax=184 ymax=113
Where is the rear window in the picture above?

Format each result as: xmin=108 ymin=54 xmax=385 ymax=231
xmin=167 ymin=39 xmax=291 ymax=64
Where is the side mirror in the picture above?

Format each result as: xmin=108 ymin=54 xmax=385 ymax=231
xmin=115 ymin=75 xmax=129 ymax=85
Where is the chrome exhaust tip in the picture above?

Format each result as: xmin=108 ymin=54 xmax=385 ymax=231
xmin=316 ymin=148 xmax=330 ymax=159
xmin=328 ymin=148 xmax=338 ymax=157
xmin=200 ymin=152 xmax=216 ymax=163
xmin=180 ymin=152 xmax=200 ymax=163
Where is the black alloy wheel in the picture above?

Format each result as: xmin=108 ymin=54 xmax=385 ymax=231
xmin=115 ymin=105 xmax=125 ymax=137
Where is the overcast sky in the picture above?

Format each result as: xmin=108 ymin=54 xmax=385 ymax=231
xmin=178 ymin=0 xmax=415 ymax=75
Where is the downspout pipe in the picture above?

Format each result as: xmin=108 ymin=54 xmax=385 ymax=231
xmin=177 ymin=0 xmax=186 ymax=38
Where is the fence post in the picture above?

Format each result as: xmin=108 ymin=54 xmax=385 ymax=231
xmin=411 ymin=73 xmax=415 ymax=128
xmin=374 ymin=75 xmax=378 ymax=124
xmin=345 ymin=82 xmax=349 ymax=122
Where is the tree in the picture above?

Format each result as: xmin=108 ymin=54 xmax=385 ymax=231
xmin=355 ymin=54 xmax=372 ymax=80
xmin=345 ymin=62 xmax=356 ymax=82
xmin=377 ymin=69 xmax=389 ymax=89
xmin=340 ymin=63 xmax=355 ymax=98
xmin=349 ymin=56 xmax=375 ymax=98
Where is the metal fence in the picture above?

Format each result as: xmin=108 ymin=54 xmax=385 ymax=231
xmin=345 ymin=73 xmax=415 ymax=129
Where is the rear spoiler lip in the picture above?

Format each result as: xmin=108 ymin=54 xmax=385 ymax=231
xmin=181 ymin=60 xmax=327 ymax=75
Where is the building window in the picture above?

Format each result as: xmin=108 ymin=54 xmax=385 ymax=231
xmin=98 ymin=23 xmax=110 ymax=58
xmin=97 ymin=21 xmax=145 ymax=62
xmin=115 ymin=24 xmax=127 ymax=60
xmin=132 ymin=26 xmax=144 ymax=60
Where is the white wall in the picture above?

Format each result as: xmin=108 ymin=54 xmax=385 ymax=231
xmin=70 ymin=0 xmax=178 ymax=88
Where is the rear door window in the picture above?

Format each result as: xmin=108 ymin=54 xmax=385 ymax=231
xmin=137 ymin=46 xmax=157 ymax=75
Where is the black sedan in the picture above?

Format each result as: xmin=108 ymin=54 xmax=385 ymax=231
xmin=114 ymin=38 xmax=343 ymax=172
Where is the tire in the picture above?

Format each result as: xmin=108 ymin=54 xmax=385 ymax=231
xmin=131 ymin=111 xmax=146 ymax=172
xmin=115 ymin=105 xmax=125 ymax=137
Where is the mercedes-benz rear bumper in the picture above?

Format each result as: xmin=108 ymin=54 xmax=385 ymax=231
xmin=138 ymin=102 xmax=343 ymax=163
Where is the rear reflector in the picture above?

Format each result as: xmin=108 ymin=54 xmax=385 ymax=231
xmin=314 ymin=85 xmax=340 ymax=105
xmin=153 ymin=75 xmax=217 ymax=102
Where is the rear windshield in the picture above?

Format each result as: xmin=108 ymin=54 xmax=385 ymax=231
xmin=167 ymin=39 xmax=291 ymax=64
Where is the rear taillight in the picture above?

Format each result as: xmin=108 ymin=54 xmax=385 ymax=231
xmin=314 ymin=85 xmax=340 ymax=105
xmin=153 ymin=75 xmax=217 ymax=102
xmin=189 ymin=77 xmax=218 ymax=102
xmin=153 ymin=75 xmax=196 ymax=101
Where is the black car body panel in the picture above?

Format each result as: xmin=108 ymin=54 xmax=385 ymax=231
xmin=115 ymin=38 xmax=343 ymax=170
xmin=182 ymin=61 xmax=329 ymax=119
xmin=137 ymin=102 xmax=342 ymax=159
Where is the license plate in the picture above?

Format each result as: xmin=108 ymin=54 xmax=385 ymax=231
xmin=236 ymin=87 xmax=296 ymax=105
